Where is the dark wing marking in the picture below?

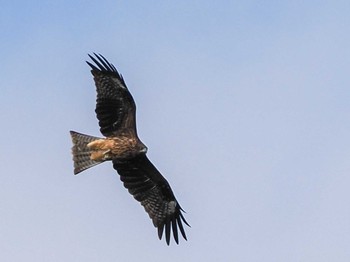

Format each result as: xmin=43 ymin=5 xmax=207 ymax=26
xmin=112 ymin=154 xmax=190 ymax=245
xmin=87 ymin=53 xmax=137 ymax=137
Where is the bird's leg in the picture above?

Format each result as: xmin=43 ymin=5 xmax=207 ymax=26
xmin=87 ymin=139 xmax=115 ymax=161
xmin=89 ymin=150 xmax=111 ymax=161
xmin=87 ymin=139 xmax=105 ymax=149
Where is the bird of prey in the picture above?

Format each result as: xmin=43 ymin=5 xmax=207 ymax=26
xmin=70 ymin=54 xmax=189 ymax=245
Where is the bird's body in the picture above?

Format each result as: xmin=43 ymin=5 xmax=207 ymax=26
xmin=88 ymin=131 xmax=146 ymax=161
xmin=70 ymin=54 xmax=189 ymax=245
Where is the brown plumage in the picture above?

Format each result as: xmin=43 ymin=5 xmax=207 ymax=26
xmin=70 ymin=54 xmax=189 ymax=245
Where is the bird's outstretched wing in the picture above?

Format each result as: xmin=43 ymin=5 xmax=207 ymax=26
xmin=113 ymin=154 xmax=190 ymax=245
xmin=87 ymin=54 xmax=137 ymax=137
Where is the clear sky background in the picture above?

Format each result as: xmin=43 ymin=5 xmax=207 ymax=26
xmin=1 ymin=1 xmax=350 ymax=261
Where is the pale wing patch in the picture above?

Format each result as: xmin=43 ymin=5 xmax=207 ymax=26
xmin=112 ymin=77 xmax=127 ymax=89
xmin=167 ymin=201 xmax=177 ymax=215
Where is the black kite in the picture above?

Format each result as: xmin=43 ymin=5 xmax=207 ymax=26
xmin=70 ymin=54 xmax=189 ymax=245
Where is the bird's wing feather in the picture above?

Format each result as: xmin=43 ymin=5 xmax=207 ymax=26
xmin=87 ymin=53 xmax=137 ymax=137
xmin=112 ymin=154 xmax=190 ymax=245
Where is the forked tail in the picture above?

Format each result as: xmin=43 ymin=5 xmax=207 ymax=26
xmin=70 ymin=131 xmax=103 ymax=175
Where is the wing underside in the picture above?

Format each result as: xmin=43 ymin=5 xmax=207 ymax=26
xmin=87 ymin=54 xmax=137 ymax=137
xmin=113 ymin=154 xmax=190 ymax=245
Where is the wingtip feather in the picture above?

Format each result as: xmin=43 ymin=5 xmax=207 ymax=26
xmin=177 ymin=216 xmax=187 ymax=241
xmin=180 ymin=212 xmax=191 ymax=227
xmin=86 ymin=61 xmax=98 ymax=71
xmin=172 ymin=219 xmax=179 ymax=244
xmin=158 ymin=224 xmax=164 ymax=240
xmin=165 ymin=219 xmax=171 ymax=245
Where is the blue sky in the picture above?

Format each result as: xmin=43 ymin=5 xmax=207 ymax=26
xmin=1 ymin=1 xmax=350 ymax=261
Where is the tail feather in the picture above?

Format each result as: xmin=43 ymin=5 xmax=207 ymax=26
xmin=70 ymin=131 xmax=103 ymax=175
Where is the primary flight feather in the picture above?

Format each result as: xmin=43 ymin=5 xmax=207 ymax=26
xmin=70 ymin=54 xmax=189 ymax=245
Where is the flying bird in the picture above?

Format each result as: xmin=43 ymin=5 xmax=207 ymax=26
xmin=70 ymin=54 xmax=189 ymax=245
